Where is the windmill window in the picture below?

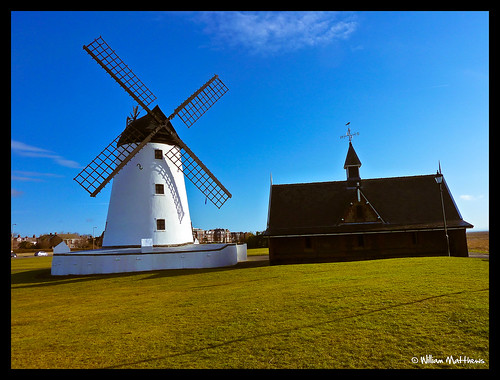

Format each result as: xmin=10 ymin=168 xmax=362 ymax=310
xmin=357 ymin=235 xmax=365 ymax=247
xmin=156 ymin=219 xmax=166 ymax=231
xmin=154 ymin=149 xmax=163 ymax=159
xmin=155 ymin=184 xmax=165 ymax=194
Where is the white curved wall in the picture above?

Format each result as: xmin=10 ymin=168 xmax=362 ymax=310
xmin=51 ymin=244 xmax=248 ymax=275
xmin=102 ymin=142 xmax=193 ymax=247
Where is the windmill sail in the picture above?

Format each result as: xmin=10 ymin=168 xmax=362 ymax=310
xmin=78 ymin=36 xmax=231 ymax=207
xmin=169 ymin=74 xmax=229 ymax=128
xmin=165 ymin=140 xmax=232 ymax=209
xmin=74 ymin=122 xmax=166 ymax=197
xmin=83 ymin=36 xmax=229 ymax=130
xmin=83 ymin=36 xmax=157 ymax=115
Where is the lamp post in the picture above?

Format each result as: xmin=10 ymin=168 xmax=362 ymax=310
xmin=11 ymin=223 xmax=16 ymax=253
xmin=92 ymin=226 xmax=97 ymax=250
xmin=435 ymin=174 xmax=450 ymax=257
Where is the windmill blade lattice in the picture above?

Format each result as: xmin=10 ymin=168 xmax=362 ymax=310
xmin=170 ymin=75 xmax=229 ymax=128
xmin=165 ymin=143 xmax=232 ymax=209
xmin=78 ymin=36 xmax=231 ymax=207
xmin=83 ymin=36 xmax=157 ymax=113
xmin=74 ymin=123 xmax=161 ymax=197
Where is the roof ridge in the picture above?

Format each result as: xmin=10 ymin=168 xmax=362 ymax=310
xmin=361 ymin=173 xmax=439 ymax=181
xmin=271 ymin=173 xmax=440 ymax=187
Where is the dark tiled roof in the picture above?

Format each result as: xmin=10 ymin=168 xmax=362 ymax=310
xmin=117 ymin=105 xmax=180 ymax=146
xmin=267 ymin=174 xmax=472 ymax=236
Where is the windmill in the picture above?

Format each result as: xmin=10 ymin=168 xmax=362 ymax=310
xmin=74 ymin=36 xmax=231 ymax=247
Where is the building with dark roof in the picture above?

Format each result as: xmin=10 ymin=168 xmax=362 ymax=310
xmin=266 ymin=141 xmax=472 ymax=265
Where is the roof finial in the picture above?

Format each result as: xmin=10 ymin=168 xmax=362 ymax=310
xmin=340 ymin=122 xmax=359 ymax=143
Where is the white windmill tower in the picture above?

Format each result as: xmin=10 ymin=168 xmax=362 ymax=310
xmin=101 ymin=107 xmax=194 ymax=247
xmin=73 ymin=36 xmax=231 ymax=248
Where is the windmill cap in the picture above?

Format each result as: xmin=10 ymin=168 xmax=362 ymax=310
xmin=117 ymin=105 xmax=179 ymax=146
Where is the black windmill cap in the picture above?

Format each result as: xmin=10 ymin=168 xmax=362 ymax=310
xmin=117 ymin=105 xmax=180 ymax=146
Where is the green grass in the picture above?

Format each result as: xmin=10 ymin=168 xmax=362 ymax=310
xmin=246 ymin=247 xmax=269 ymax=256
xmin=11 ymin=255 xmax=488 ymax=369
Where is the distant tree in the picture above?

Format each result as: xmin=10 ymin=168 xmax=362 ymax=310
xmin=75 ymin=238 xmax=90 ymax=249
xmin=94 ymin=232 xmax=104 ymax=248
xmin=36 ymin=235 xmax=51 ymax=249
xmin=245 ymin=231 xmax=269 ymax=248
xmin=37 ymin=234 xmax=63 ymax=249
xmin=18 ymin=241 xmax=34 ymax=250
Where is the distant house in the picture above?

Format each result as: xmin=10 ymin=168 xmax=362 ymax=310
xmin=266 ymin=141 xmax=472 ymax=265
xmin=231 ymin=231 xmax=249 ymax=244
xmin=192 ymin=228 xmax=205 ymax=243
xmin=192 ymin=228 xmax=247 ymax=243
xmin=213 ymin=228 xmax=231 ymax=243
xmin=57 ymin=233 xmax=84 ymax=249
xmin=12 ymin=235 xmax=37 ymax=248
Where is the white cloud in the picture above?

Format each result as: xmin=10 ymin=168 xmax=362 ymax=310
xmin=11 ymin=140 xmax=82 ymax=169
xmin=194 ymin=11 xmax=357 ymax=54
xmin=11 ymin=140 xmax=51 ymax=154
xmin=53 ymin=157 xmax=82 ymax=169
xmin=460 ymin=194 xmax=484 ymax=201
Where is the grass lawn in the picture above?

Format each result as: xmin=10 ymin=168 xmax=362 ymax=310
xmin=246 ymin=247 xmax=269 ymax=256
xmin=11 ymin=253 xmax=488 ymax=369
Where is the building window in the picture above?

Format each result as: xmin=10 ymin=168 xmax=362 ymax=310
xmin=156 ymin=219 xmax=166 ymax=231
xmin=154 ymin=149 xmax=163 ymax=159
xmin=155 ymin=184 xmax=165 ymax=194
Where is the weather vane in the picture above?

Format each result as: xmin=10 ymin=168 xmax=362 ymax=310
xmin=340 ymin=122 xmax=359 ymax=142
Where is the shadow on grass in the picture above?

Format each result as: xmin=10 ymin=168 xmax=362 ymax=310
xmin=10 ymin=259 xmax=270 ymax=289
xmin=103 ymin=287 xmax=489 ymax=369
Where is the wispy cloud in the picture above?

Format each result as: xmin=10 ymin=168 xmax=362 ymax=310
xmin=460 ymin=194 xmax=484 ymax=201
xmin=194 ymin=11 xmax=357 ymax=54
xmin=11 ymin=170 xmax=64 ymax=182
xmin=11 ymin=140 xmax=82 ymax=169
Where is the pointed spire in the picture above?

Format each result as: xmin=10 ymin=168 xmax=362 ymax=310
xmin=344 ymin=142 xmax=362 ymax=169
xmin=340 ymin=123 xmax=361 ymax=185
xmin=344 ymin=142 xmax=362 ymax=186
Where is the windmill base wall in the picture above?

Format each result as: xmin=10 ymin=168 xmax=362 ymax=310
xmin=51 ymin=243 xmax=247 ymax=276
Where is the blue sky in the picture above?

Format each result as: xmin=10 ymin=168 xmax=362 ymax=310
xmin=11 ymin=11 xmax=489 ymax=237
